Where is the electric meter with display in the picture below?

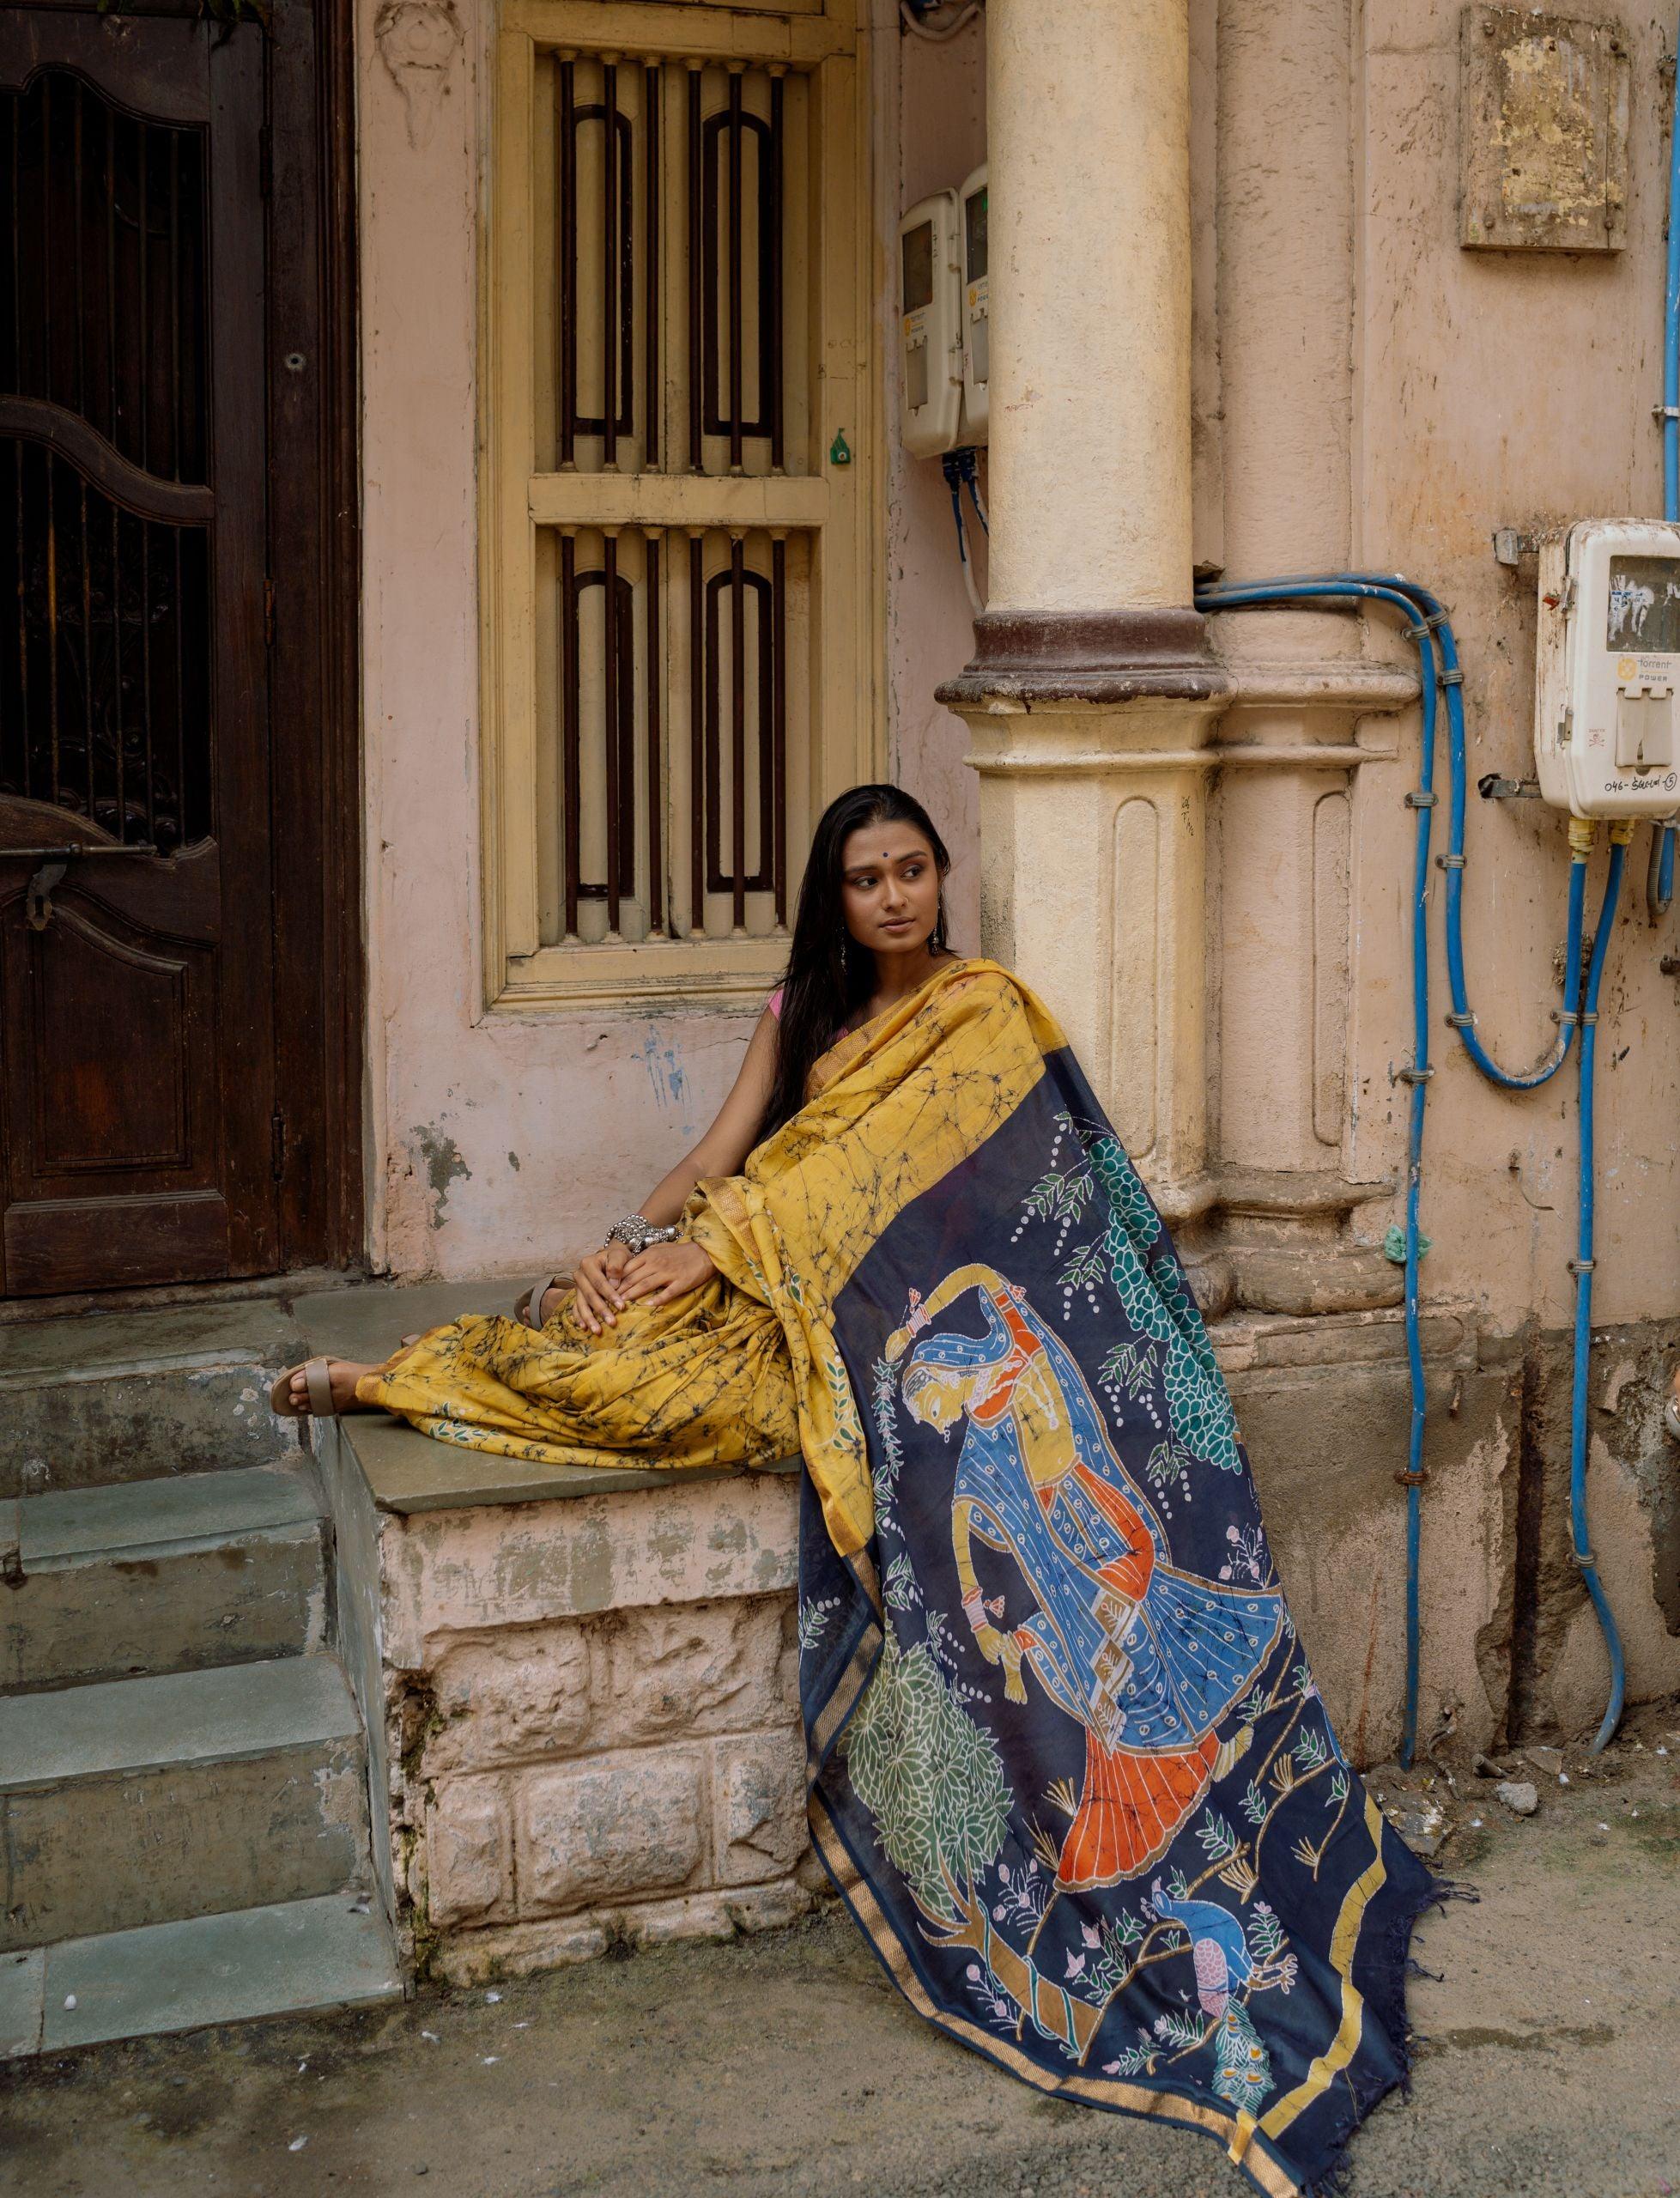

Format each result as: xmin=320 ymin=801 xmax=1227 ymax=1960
xmin=1535 ymin=519 xmax=1680 ymax=818
xmin=959 ymin=165 xmax=988 ymax=445
xmin=897 ymin=190 xmax=963 ymax=458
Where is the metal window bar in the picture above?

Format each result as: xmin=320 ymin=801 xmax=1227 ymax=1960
xmin=644 ymin=526 xmax=663 ymax=932
xmin=688 ymin=527 xmax=703 ymax=920
xmin=771 ymin=531 xmax=786 ymax=921
xmin=768 ymin=71 xmax=784 ymax=473
xmin=560 ymin=528 xmax=580 ymax=931
xmin=643 ymin=62 xmax=659 ymax=472
xmin=558 ymin=546 xmax=638 ymax=931
xmin=557 ymin=58 xmax=577 ymax=469
xmin=701 ymin=538 xmax=777 ymax=917
xmin=686 ymin=65 xmax=702 ymax=471
xmin=606 ymin=54 xmax=628 ymax=468
xmin=726 ymin=69 xmax=743 ymax=474
xmin=689 ymin=70 xmax=782 ymax=468
xmin=557 ymin=70 xmax=635 ymax=453
xmin=601 ymin=526 xmax=621 ymax=918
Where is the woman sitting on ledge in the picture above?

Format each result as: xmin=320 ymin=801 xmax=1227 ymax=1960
xmin=273 ymin=780 xmax=951 ymax=1446
xmin=272 ymin=782 xmax=1439 ymax=2198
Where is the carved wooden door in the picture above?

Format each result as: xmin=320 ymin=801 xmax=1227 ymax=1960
xmin=0 ymin=8 xmax=276 ymax=1294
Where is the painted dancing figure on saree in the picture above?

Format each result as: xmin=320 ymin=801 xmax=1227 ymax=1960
xmin=882 ymin=1264 xmax=1285 ymax=1891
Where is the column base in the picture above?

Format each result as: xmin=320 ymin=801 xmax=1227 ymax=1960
xmin=1165 ymin=1170 xmax=1402 ymax=1321
xmin=937 ymin=606 xmax=1229 ymax=712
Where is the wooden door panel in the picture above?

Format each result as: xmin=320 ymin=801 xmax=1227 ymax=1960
xmin=0 ymin=10 xmax=275 ymax=1296
xmin=33 ymin=911 xmax=191 ymax=1171
xmin=0 ymin=11 xmax=212 ymax=124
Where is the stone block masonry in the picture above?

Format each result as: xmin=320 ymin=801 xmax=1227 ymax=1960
xmin=372 ymin=1473 xmax=815 ymax=1984
xmin=309 ymin=1282 xmax=1680 ymax=1993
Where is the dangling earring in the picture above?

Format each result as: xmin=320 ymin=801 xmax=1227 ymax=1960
xmin=933 ymin=897 xmax=949 ymax=954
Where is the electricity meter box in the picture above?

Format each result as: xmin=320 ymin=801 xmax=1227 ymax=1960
xmin=959 ymin=165 xmax=989 ymax=445
xmin=1536 ymin=519 xmax=1680 ymax=819
xmin=898 ymin=191 xmax=963 ymax=459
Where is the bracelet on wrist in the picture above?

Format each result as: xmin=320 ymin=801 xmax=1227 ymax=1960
xmin=604 ymin=1214 xmax=681 ymax=1255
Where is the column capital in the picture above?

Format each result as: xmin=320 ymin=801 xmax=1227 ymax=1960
xmin=937 ymin=607 xmax=1229 ymax=712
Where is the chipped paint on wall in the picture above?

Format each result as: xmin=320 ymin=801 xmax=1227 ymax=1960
xmin=411 ymin=1123 xmax=470 ymax=1226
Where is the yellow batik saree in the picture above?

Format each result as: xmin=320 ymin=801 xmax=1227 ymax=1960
xmin=363 ymin=961 xmax=1442 ymax=2197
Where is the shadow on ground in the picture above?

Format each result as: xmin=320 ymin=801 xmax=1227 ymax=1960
xmin=3 ymin=1699 xmax=1677 ymax=2198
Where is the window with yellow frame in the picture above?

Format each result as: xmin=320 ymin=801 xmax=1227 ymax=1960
xmin=481 ymin=0 xmax=881 ymax=1011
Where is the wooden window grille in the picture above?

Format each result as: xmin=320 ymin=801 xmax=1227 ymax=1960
xmin=484 ymin=1 xmax=876 ymax=1010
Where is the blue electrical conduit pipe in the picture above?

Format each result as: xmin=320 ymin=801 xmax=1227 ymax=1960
xmin=1198 ymin=576 xmax=1442 ymax=1770
xmin=1571 ymin=826 xmax=1632 ymax=1752
xmin=1301 ymin=574 xmax=1625 ymax=1751
xmin=1196 ymin=574 xmax=1622 ymax=1757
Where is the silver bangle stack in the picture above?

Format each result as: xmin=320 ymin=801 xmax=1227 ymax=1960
xmin=604 ymin=1214 xmax=681 ymax=1255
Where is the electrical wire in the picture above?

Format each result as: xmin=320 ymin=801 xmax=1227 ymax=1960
xmin=942 ymin=450 xmax=984 ymax=615
xmin=958 ymin=446 xmax=988 ymax=534
xmin=1647 ymin=818 xmax=1675 ymax=920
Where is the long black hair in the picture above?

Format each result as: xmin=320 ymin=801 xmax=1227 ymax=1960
xmin=757 ymin=783 xmax=953 ymax=1141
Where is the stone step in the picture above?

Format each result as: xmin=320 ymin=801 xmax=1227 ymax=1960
xmin=0 ymin=1301 xmax=307 ymax=1497
xmin=0 ymin=1466 xmax=327 ymax=1697
xmin=0 ymin=1892 xmax=403 ymax=2059
xmin=0 ymin=1658 xmax=371 ymax=1951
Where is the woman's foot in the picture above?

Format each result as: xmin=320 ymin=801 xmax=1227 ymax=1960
xmin=514 ymin=1275 xmax=569 ymax=1328
xmin=270 ymin=1358 xmax=379 ymax=1419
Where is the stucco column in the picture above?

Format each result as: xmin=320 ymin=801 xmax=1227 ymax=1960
xmin=1195 ymin=0 xmax=1416 ymax=1315
xmin=940 ymin=0 xmax=1222 ymax=1211
xmin=985 ymin=0 xmax=1191 ymax=611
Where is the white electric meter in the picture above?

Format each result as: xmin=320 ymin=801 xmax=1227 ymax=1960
xmin=959 ymin=164 xmax=989 ymax=445
xmin=898 ymin=190 xmax=963 ymax=459
xmin=1536 ymin=519 xmax=1680 ymax=818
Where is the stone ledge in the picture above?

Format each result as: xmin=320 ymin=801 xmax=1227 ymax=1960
xmin=294 ymin=1278 xmax=799 ymax=1515
xmin=380 ymin=1480 xmax=800 ymax=1662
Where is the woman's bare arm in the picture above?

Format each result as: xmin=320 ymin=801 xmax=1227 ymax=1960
xmin=572 ymin=1007 xmax=779 ymax=1332
xmin=633 ymin=1006 xmax=781 ymax=1226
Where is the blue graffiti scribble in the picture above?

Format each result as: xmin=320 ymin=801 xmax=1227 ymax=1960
xmin=639 ymin=1027 xmax=696 ymax=1137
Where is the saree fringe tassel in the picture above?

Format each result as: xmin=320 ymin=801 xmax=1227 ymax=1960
xmin=364 ymin=963 xmax=1442 ymax=2195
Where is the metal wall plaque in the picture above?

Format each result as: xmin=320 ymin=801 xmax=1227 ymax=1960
xmin=1459 ymin=5 xmax=1629 ymax=252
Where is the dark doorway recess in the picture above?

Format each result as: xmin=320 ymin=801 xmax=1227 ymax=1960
xmin=0 ymin=0 xmax=361 ymax=1296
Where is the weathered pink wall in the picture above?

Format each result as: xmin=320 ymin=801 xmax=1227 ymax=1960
xmin=357 ymin=0 xmax=985 ymax=1279
xmin=1343 ymin=0 xmax=1679 ymax=1338
xmin=356 ymin=0 xmax=676 ymax=1283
